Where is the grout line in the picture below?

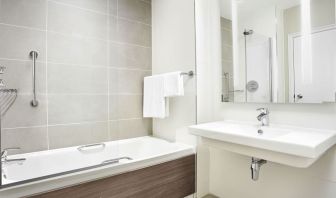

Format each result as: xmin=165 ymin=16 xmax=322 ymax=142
xmin=46 ymin=1 xmax=50 ymax=150
xmin=109 ymin=40 xmax=151 ymax=49
xmin=45 ymin=93 xmax=143 ymax=96
xmin=47 ymin=60 xmax=151 ymax=71
xmin=2 ymin=125 xmax=48 ymax=130
xmin=47 ymin=30 xmax=108 ymax=42
xmin=48 ymin=0 xmax=109 ymax=16
xmin=0 ymin=22 xmax=45 ymax=32
xmin=107 ymin=0 xmax=111 ymax=141
xmin=2 ymin=118 xmax=146 ymax=130
xmin=0 ymin=57 xmax=46 ymax=64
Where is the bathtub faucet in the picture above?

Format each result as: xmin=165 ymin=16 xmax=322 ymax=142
xmin=1 ymin=148 xmax=26 ymax=164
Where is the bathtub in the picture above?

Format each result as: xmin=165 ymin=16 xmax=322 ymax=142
xmin=0 ymin=136 xmax=195 ymax=198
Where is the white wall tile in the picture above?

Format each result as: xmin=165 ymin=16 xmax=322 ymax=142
xmin=0 ymin=24 xmax=46 ymax=61
xmin=2 ymin=94 xmax=47 ymax=128
xmin=0 ymin=59 xmax=46 ymax=94
xmin=109 ymin=43 xmax=151 ymax=69
xmin=51 ymin=0 xmax=108 ymax=14
xmin=48 ymin=63 xmax=108 ymax=94
xmin=47 ymin=32 xmax=108 ymax=66
xmin=0 ymin=0 xmax=46 ymax=29
xmin=48 ymin=94 xmax=108 ymax=125
xmin=48 ymin=122 xmax=108 ymax=149
xmin=1 ymin=127 xmax=48 ymax=154
xmin=118 ymin=0 xmax=151 ymax=24
xmin=48 ymin=1 xmax=108 ymax=40
xmin=117 ymin=18 xmax=151 ymax=46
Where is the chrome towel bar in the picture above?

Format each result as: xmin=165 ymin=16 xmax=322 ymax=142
xmin=180 ymin=71 xmax=194 ymax=77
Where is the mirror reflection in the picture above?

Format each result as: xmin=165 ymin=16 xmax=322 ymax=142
xmin=220 ymin=0 xmax=336 ymax=104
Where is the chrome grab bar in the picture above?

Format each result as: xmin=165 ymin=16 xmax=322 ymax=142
xmin=77 ymin=143 xmax=106 ymax=152
xmin=101 ymin=157 xmax=133 ymax=165
xmin=30 ymin=51 xmax=38 ymax=107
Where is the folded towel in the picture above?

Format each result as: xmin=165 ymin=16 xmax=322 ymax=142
xmin=143 ymin=72 xmax=185 ymax=119
xmin=143 ymin=75 xmax=167 ymax=118
xmin=163 ymin=71 xmax=184 ymax=97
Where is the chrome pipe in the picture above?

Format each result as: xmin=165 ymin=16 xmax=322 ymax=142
xmin=251 ymin=157 xmax=267 ymax=181
xmin=30 ymin=51 xmax=38 ymax=107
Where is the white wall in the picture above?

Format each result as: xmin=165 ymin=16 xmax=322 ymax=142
xmin=152 ymin=0 xmax=197 ymax=144
xmin=194 ymin=0 xmax=336 ymax=197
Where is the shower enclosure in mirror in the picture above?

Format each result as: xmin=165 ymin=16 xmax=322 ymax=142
xmin=0 ymin=0 xmax=152 ymax=187
xmin=220 ymin=0 xmax=336 ymax=104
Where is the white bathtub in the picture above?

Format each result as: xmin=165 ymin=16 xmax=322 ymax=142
xmin=0 ymin=136 xmax=194 ymax=198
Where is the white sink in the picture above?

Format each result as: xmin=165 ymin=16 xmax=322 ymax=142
xmin=189 ymin=121 xmax=336 ymax=168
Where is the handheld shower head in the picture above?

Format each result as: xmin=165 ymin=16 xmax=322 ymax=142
xmin=243 ymin=29 xmax=254 ymax=36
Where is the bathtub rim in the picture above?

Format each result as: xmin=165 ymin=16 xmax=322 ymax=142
xmin=0 ymin=136 xmax=195 ymax=198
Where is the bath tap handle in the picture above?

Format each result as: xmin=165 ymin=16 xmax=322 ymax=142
xmin=1 ymin=147 xmax=21 ymax=158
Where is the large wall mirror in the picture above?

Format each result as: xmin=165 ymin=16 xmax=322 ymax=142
xmin=220 ymin=0 xmax=336 ymax=104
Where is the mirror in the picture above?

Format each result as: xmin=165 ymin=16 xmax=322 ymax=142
xmin=220 ymin=0 xmax=336 ymax=104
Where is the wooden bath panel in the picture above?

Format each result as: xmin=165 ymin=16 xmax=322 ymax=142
xmin=29 ymin=155 xmax=196 ymax=198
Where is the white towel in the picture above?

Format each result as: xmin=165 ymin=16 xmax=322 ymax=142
xmin=143 ymin=75 xmax=168 ymax=118
xmin=163 ymin=71 xmax=184 ymax=97
xmin=143 ymin=72 xmax=185 ymax=119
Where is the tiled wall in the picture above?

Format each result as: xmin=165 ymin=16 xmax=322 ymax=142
xmin=0 ymin=0 xmax=152 ymax=154
xmin=220 ymin=17 xmax=233 ymax=102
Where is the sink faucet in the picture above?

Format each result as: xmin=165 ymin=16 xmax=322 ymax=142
xmin=257 ymin=108 xmax=269 ymax=126
xmin=1 ymin=148 xmax=26 ymax=164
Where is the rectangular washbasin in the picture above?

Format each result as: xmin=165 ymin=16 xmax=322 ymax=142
xmin=189 ymin=121 xmax=336 ymax=164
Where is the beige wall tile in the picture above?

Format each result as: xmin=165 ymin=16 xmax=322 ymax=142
xmin=0 ymin=0 xmax=46 ymax=29
xmin=48 ymin=122 xmax=109 ymax=149
xmin=48 ymin=1 xmax=108 ymax=40
xmin=117 ymin=95 xmax=143 ymax=119
xmin=117 ymin=18 xmax=151 ymax=46
xmin=108 ymin=120 xmax=119 ymax=140
xmin=118 ymin=0 xmax=151 ymax=24
xmin=109 ymin=42 xmax=151 ymax=69
xmin=1 ymin=127 xmax=48 ymax=154
xmin=47 ymin=32 xmax=108 ymax=66
xmin=109 ymin=16 xmax=118 ymax=41
xmin=109 ymin=0 xmax=118 ymax=16
xmin=0 ymin=24 xmax=46 ymax=61
xmin=2 ymin=94 xmax=47 ymax=128
xmin=48 ymin=94 xmax=108 ymax=125
xmin=222 ymin=45 xmax=233 ymax=61
xmin=0 ymin=59 xmax=46 ymax=94
xmin=51 ymin=0 xmax=108 ymax=14
xmin=115 ymin=70 xmax=149 ymax=94
xmin=109 ymin=118 xmax=152 ymax=142
xmin=221 ymin=29 xmax=232 ymax=46
xmin=118 ymin=118 xmax=152 ymax=139
xmin=108 ymin=95 xmax=143 ymax=119
xmin=48 ymin=63 xmax=108 ymax=94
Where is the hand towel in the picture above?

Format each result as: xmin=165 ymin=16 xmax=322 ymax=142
xmin=163 ymin=71 xmax=184 ymax=97
xmin=143 ymin=75 xmax=167 ymax=118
